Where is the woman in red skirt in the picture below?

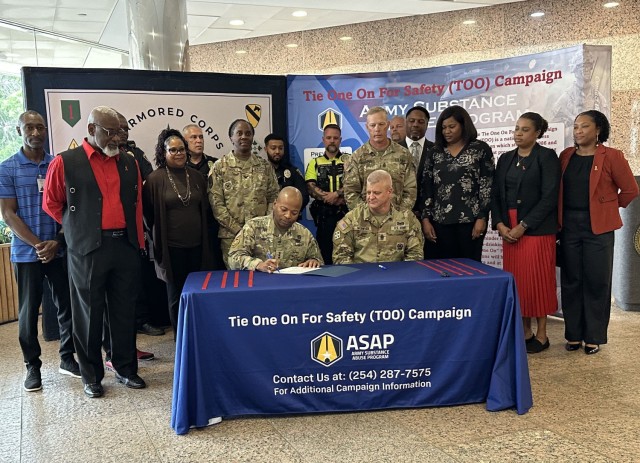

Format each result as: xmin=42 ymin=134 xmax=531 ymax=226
xmin=491 ymin=113 xmax=560 ymax=353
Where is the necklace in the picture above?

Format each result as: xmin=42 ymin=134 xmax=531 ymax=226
xmin=516 ymin=151 xmax=530 ymax=168
xmin=166 ymin=167 xmax=191 ymax=206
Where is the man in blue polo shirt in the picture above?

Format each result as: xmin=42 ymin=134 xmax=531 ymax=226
xmin=0 ymin=110 xmax=79 ymax=392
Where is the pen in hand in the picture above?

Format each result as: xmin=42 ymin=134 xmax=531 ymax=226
xmin=266 ymin=252 xmax=280 ymax=273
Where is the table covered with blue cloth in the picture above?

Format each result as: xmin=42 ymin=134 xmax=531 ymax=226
xmin=171 ymin=259 xmax=532 ymax=435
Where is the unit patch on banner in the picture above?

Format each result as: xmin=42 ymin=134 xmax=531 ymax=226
xmin=245 ymin=104 xmax=262 ymax=128
xmin=61 ymin=100 xmax=81 ymax=127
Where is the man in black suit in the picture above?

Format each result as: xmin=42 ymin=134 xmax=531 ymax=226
xmin=400 ymin=106 xmax=435 ymax=258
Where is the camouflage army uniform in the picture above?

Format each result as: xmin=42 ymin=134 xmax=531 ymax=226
xmin=228 ymin=214 xmax=323 ymax=270
xmin=209 ymin=151 xmax=280 ymax=266
xmin=332 ymin=203 xmax=424 ymax=264
xmin=343 ymin=140 xmax=417 ymax=211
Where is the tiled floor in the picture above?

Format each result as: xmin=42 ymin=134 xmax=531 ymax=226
xmin=1 ymin=306 xmax=639 ymax=463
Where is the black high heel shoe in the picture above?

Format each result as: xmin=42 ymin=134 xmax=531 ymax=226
xmin=565 ymin=342 xmax=581 ymax=351
xmin=584 ymin=345 xmax=600 ymax=355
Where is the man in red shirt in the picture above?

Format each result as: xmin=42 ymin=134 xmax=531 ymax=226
xmin=43 ymin=106 xmax=146 ymax=398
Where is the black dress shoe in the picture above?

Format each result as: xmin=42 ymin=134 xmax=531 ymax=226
xmin=584 ymin=345 xmax=600 ymax=355
xmin=115 ymin=373 xmax=147 ymax=389
xmin=137 ymin=323 xmax=165 ymax=336
xmin=84 ymin=382 xmax=104 ymax=398
xmin=525 ymin=335 xmax=535 ymax=345
xmin=527 ymin=338 xmax=550 ymax=354
xmin=565 ymin=342 xmax=582 ymax=351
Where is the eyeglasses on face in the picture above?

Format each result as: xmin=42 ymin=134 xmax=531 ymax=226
xmin=95 ymin=124 xmax=127 ymax=138
xmin=166 ymin=147 xmax=187 ymax=155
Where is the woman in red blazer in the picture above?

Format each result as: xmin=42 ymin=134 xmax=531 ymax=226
xmin=559 ymin=110 xmax=638 ymax=355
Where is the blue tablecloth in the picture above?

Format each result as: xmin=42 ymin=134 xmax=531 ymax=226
xmin=171 ymin=259 xmax=532 ymax=435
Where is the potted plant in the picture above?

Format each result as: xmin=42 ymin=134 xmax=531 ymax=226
xmin=0 ymin=218 xmax=12 ymax=244
xmin=0 ymin=218 xmax=18 ymax=323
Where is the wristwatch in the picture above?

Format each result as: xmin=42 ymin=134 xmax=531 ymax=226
xmin=519 ymin=220 xmax=529 ymax=230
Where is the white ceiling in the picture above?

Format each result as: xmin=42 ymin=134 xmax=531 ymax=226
xmin=0 ymin=0 xmax=525 ymax=73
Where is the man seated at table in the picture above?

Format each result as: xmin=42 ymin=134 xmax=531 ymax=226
xmin=228 ymin=187 xmax=323 ymax=273
xmin=333 ymin=169 xmax=424 ymax=264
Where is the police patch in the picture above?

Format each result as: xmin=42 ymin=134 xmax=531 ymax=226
xmin=284 ymin=169 xmax=291 ymax=179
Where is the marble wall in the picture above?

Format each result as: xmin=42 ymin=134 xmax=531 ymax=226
xmin=189 ymin=0 xmax=640 ymax=171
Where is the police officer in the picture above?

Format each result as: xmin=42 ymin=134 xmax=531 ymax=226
xmin=333 ymin=170 xmax=423 ymax=264
xmin=305 ymin=124 xmax=348 ymax=264
xmin=264 ymin=133 xmax=309 ymax=211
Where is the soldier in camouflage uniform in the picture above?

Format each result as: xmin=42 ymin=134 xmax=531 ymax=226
xmin=229 ymin=187 xmax=323 ymax=272
xmin=209 ymin=119 xmax=280 ymax=268
xmin=333 ymin=170 xmax=423 ymax=264
xmin=343 ymin=106 xmax=416 ymax=211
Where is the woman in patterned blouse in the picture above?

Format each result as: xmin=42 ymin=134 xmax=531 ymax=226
xmin=421 ymin=105 xmax=495 ymax=261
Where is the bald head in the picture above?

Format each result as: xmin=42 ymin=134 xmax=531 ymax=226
xmin=273 ymin=186 xmax=303 ymax=230
xmin=389 ymin=115 xmax=406 ymax=143
xmin=278 ymin=186 xmax=303 ymax=207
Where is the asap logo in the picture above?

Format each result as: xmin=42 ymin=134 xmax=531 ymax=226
xmin=347 ymin=334 xmax=394 ymax=351
xmin=311 ymin=332 xmax=395 ymax=366
xmin=348 ymin=334 xmax=394 ymax=361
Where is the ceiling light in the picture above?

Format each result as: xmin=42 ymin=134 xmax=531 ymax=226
xmin=292 ymin=11 xmax=307 ymax=17
xmin=603 ymin=2 xmax=619 ymax=7
xmin=530 ymin=11 xmax=545 ymax=18
xmin=339 ymin=36 xmax=353 ymax=41
xmin=229 ymin=19 xmax=244 ymax=26
xmin=236 ymin=50 xmax=247 ymax=54
xmin=462 ymin=20 xmax=476 ymax=25
xmin=286 ymin=43 xmax=298 ymax=48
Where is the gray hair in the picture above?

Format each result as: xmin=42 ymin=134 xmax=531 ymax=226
xmin=367 ymin=169 xmax=392 ymax=186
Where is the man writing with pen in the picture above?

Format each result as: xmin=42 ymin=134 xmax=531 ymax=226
xmin=228 ymin=187 xmax=323 ymax=273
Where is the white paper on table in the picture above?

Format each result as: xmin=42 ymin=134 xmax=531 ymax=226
xmin=275 ymin=267 xmax=317 ymax=274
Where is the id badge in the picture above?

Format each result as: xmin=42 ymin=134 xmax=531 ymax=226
xmin=37 ymin=175 xmax=45 ymax=193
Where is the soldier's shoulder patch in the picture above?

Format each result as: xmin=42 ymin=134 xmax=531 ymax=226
xmin=334 ymin=230 xmax=341 ymax=240
xmin=338 ymin=220 xmax=348 ymax=231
